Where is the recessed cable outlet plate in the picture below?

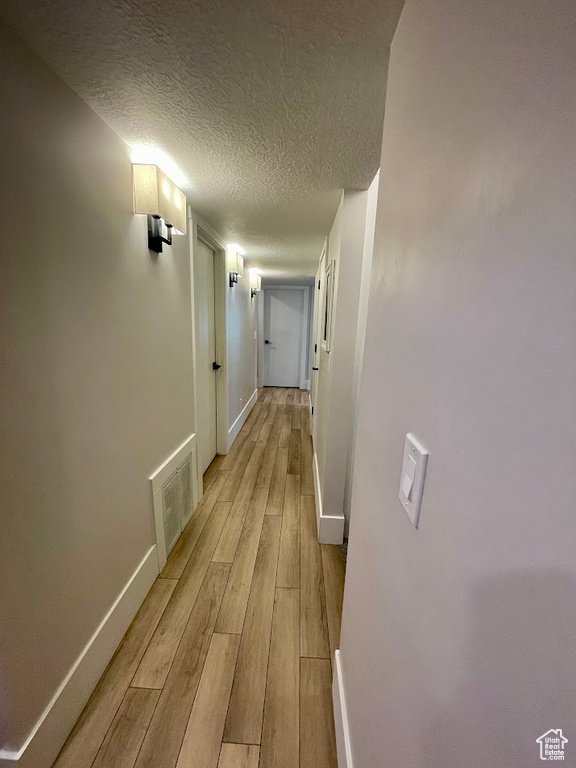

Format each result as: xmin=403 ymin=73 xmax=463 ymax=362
xmin=398 ymin=433 xmax=429 ymax=528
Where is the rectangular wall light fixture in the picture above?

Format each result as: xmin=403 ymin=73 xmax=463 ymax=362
xmin=227 ymin=246 xmax=244 ymax=287
xmin=250 ymin=269 xmax=262 ymax=298
xmin=133 ymin=164 xmax=187 ymax=253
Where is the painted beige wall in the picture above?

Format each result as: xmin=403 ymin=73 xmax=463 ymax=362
xmin=0 ymin=26 xmax=194 ymax=749
xmin=226 ymin=270 xmax=258 ymax=438
xmin=314 ymin=196 xmax=342 ymax=503
xmin=314 ymin=190 xmax=371 ymax=527
xmin=341 ymin=0 xmax=576 ymax=765
xmin=343 ymin=173 xmax=379 ymax=532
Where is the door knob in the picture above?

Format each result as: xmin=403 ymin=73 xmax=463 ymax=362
xmin=212 ymin=361 xmax=221 ymax=370
xmin=264 ymin=340 xmax=271 ymax=344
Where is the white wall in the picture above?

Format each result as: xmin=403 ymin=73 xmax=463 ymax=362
xmin=314 ymin=196 xmax=342 ymax=520
xmin=343 ymin=173 xmax=379 ymax=533
xmin=312 ymin=189 xmax=374 ymax=540
xmin=226 ymin=269 xmax=258 ymax=443
xmin=0 ymin=25 xmax=194 ymax=756
xmin=340 ymin=0 xmax=576 ymax=766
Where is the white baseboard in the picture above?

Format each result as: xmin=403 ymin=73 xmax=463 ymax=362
xmin=312 ymin=450 xmax=345 ymax=545
xmin=333 ymin=650 xmax=354 ymax=768
xmin=313 ymin=447 xmax=322 ymax=515
xmin=227 ymin=388 xmax=258 ymax=449
xmin=0 ymin=546 xmax=159 ymax=768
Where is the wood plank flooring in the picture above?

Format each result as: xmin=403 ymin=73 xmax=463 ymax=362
xmin=52 ymin=387 xmax=345 ymax=768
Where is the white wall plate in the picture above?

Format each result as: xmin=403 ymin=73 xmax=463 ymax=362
xmin=398 ymin=433 xmax=429 ymax=528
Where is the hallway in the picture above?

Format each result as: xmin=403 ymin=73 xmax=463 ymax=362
xmin=53 ymin=388 xmax=345 ymax=768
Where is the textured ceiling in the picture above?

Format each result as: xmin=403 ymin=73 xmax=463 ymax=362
xmin=2 ymin=0 xmax=403 ymax=277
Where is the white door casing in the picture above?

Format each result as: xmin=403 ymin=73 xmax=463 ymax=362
xmin=311 ymin=245 xmax=326 ymax=440
xmin=195 ymin=239 xmax=218 ymax=473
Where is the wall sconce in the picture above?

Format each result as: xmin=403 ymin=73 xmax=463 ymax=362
xmin=227 ymin=246 xmax=244 ymax=287
xmin=250 ymin=269 xmax=262 ymax=298
xmin=133 ymin=164 xmax=187 ymax=253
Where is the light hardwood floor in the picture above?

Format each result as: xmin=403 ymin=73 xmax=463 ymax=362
xmin=53 ymin=388 xmax=345 ymax=768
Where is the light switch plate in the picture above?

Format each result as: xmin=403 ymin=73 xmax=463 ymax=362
xmin=399 ymin=433 xmax=429 ymax=528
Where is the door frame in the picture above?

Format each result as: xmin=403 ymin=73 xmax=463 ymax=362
xmin=310 ymin=242 xmax=327 ymax=441
xmin=259 ymin=285 xmax=310 ymax=390
xmin=189 ymin=210 xmax=229 ymax=496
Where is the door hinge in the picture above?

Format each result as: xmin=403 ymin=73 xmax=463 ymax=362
xmin=317 ymin=280 xmax=321 ymax=289
xmin=311 ymin=406 xmax=314 ymax=415
xmin=314 ymin=343 xmax=317 ymax=353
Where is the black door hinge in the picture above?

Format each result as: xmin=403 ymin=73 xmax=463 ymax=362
xmin=311 ymin=406 xmax=314 ymax=415
xmin=314 ymin=343 xmax=317 ymax=353
xmin=317 ymin=280 xmax=321 ymax=289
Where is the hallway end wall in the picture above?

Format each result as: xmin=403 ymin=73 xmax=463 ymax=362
xmin=340 ymin=0 xmax=576 ymax=766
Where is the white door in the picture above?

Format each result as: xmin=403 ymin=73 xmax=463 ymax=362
xmin=264 ymin=289 xmax=304 ymax=387
xmin=195 ymin=239 xmax=218 ymax=474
